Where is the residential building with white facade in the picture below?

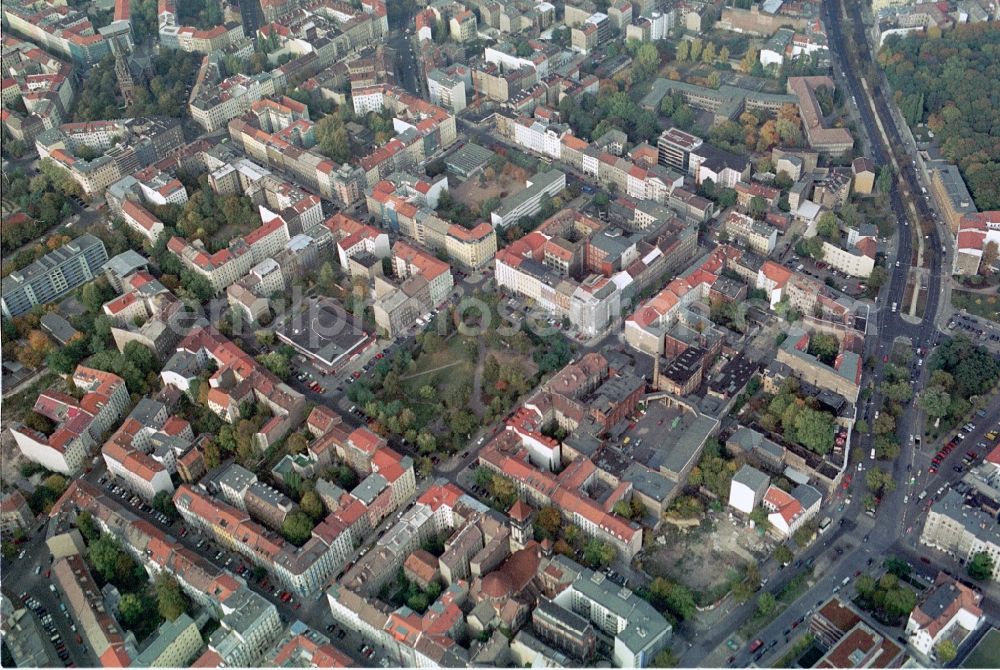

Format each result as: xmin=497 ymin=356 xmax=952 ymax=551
xmin=905 ymin=573 xmax=983 ymax=657
xmin=551 ymin=557 xmax=671 ymax=668
xmin=491 ymin=170 xmax=566 ymax=229
xmin=729 ymin=465 xmax=770 ymax=515
xmin=12 ymin=366 xmax=129 ymax=475
xmin=427 ymin=65 xmax=470 ymax=113
xmin=207 ymin=588 xmax=282 ymax=666
xmin=724 ymin=211 xmax=777 ymax=254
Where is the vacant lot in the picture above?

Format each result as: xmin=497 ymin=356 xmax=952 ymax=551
xmin=451 ymin=162 xmax=531 ymax=211
xmin=643 ymin=514 xmax=769 ymax=604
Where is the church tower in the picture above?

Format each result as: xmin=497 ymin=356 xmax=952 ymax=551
xmin=507 ymin=499 xmax=534 ymax=550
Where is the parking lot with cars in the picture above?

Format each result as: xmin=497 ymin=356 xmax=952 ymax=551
xmin=947 ymin=312 xmax=1000 ymax=348
xmin=14 ymin=591 xmax=79 ymax=667
xmin=779 ymin=251 xmax=868 ymax=298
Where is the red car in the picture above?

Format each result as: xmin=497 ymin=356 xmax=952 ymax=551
xmin=749 ymin=640 xmax=764 ymax=653
xmin=929 ymin=466 xmax=938 ymax=474
xmin=375 ymin=352 xmax=384 ymax=359
xmin=353 ymin=371 xmax=362 ymax=379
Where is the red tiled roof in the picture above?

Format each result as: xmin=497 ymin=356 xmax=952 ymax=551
xmin=122 ymin=200 xmax=162 ymax=232
xmin=447 ymin=222 xmax=493 ymax=242
xmin=763 ymin=486 xmax=803 ymax=524
xmin=347 ymin=427 xmax=383 ymax=455
xmin=761 ymin=260 xmax=792 ymax=286
xmin=417 ymin=482 xmax=463 ymax=511
xmin=243 ymin=214 xmax=286 ymax=247
xmin=508 ymin=499 xmax=532 ymax=523
xmin=191 ymin=650 xmax=223 ymax=667
xmin=987 ymin=443 xmax=1000 ymax=466
xmin=99 ymin=645 xmax=132 ymax=667
xmin=403 ymin=548 xmax=439 ymax=584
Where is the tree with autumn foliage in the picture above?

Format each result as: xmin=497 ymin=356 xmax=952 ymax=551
xmin=756 ymin=120 xmax=781 ymax=151
xmin=17 ymin=330 xmax=53 ymax=368
xmin=534 ymin=506 xmax=562 ymax=539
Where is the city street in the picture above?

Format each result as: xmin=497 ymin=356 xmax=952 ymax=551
xmin=389 ymin=32 xmax=421 ymax=97
xmin=1 ymin=519 xmax=98 ymax=667
xmin=676 ymin=0 xmax=992 ymax=665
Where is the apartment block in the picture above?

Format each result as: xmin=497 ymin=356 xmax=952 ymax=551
xmin=121 ymin=200 xmax=166 ymax=244
xmin=930 ymin=161 xmax=978 ymax=234
xmin=491 ymin=170 xmax=566 ymax=229
xmin=174 ymin=484 xmax=352 ymax=597
xmin=954 ymin=211 xmax=1000 ymax=275
xmin=725 ymin=211 xmax=777 ymax=254
xmin=12 ymin=366 xmax=129 ymax=475
xmin=102 ymin=398 xmax=195 ymax=501
xmin=446 ymin=222 xmax=498 ymax=270
xmin=1 ymin=0 xmax=109 ymax=64
xmin=162 ymin=327 xmax=305 ymax=450
xmin=920 ymin=490 xmax=1000 ymax=580
xmin=391 ymin=240 xmax=455 ymax=306
xmin=103 ymin=271 xmax=186 ymax=361
xmin=205 ymin=588 xmax=282 ymax=666
xmin=0 ymin=35 xmax=76 ymax=141
xmin=190 ymin=72 xmax=279 ymax=132
xmin=532 ymin=597 xmax=597 ymax=662
xmin=550 ymin=556 xmax=671 ymax=668
xmin=786 ymin=76 xmax=854 ymax=155
xmin=427 ymin=64 xmax=471 ymax=113
xmin=1 ymin=233 xmax=107 ymax=317
xmin=0 ymin=491 xmax=34 ymax=535
xmin=775 ymin=324 xmax=863 ymax=402
xmin=54 ymin=552 xmax=133 ymax=665
xmin=905 ymin=572 xmax=983 ymax=656
xmin=130 ymin=613 xmax=202 ymax=668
